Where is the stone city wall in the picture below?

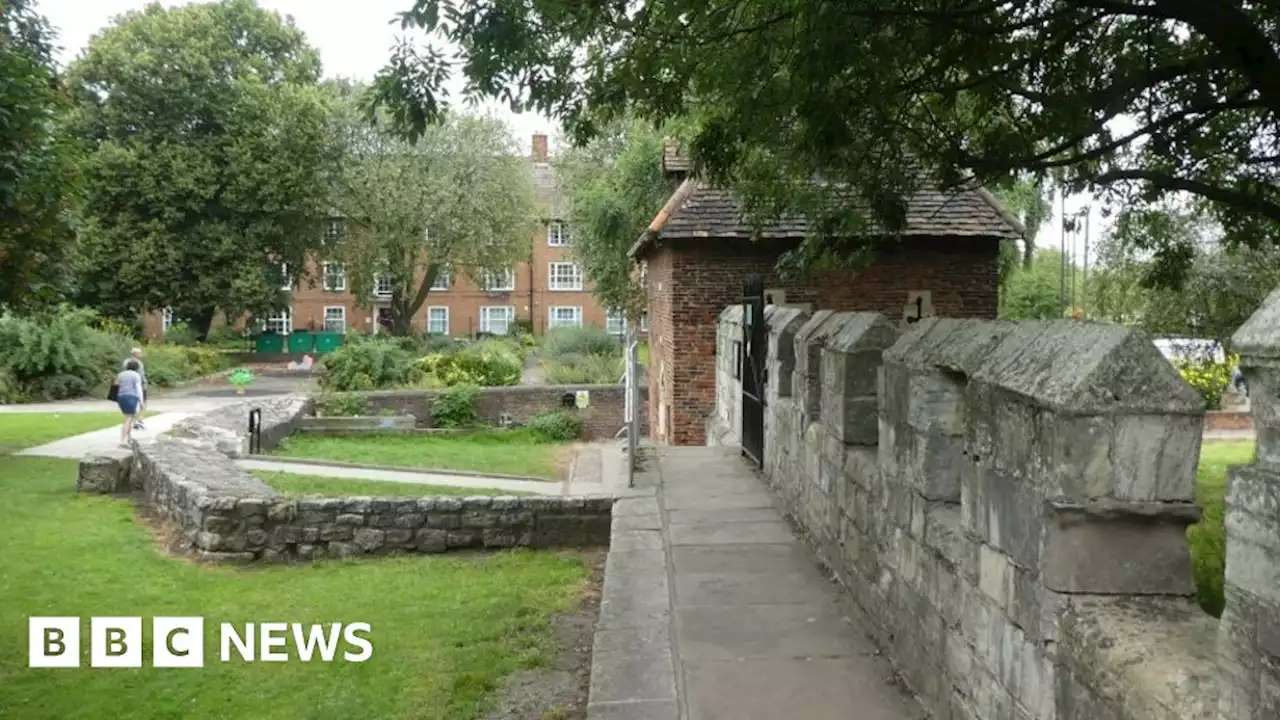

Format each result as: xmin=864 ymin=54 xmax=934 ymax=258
xmin=78 ymin=396 xmax=613 ymax=563
xmin=713 ymin=306 xmax=1231 ymax=719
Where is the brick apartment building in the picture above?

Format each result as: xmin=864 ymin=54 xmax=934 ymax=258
xmin=143 ymin=134 xmax=630 ymax=341
xmin=632 ymin=141 xmax=1024 ymax=445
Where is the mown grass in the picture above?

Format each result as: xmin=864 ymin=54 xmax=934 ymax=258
xmin=0 ymin=454 xmax=587 ymax=720
xmin=1189 ymin=439 xmax=1255 ymax=617
xmin=268 ymin=428 xmax=570 ymax=480
xmin=253 ymin=470 xmax=533 ymax=498
xmin=0 ymin=412 xmax=144 ymax=454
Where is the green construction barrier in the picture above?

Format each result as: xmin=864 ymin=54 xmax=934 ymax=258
xmin=287 ymin=332 xmax=316 ymax=354
xmin=254 ymin=333 xmax=285 ymax=354
xmin=313 ymin=332 xmax=345 ymax=355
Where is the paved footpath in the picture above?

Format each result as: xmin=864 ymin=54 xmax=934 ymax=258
xmin=588 ymin=445 xmax=917 ymax=720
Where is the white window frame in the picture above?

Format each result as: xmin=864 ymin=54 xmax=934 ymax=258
xmin=640 ymin=312 xmax=649 ymax=332
xmin=323 ymin=306 xmax=347 ymax=333
xmin=548 ymin=262 xmax=584 ymax=291
xmin=162 ymin=307 xmax=175 ymax=333
xmin=547 ymin=221 xmax=570 ymax=247
xmin=427 ymin=306 xmax=450 ymax=335
xmin=480 ymin=306 xmax=515 ymax=335
xmin=374 ymin=272 xmax=393 ymax=298
xmin=278 ymin=263 xmax=291 ymax=291
xmin=323 ymin=218 xmax=344 ymax=246
xmin=322 ymin=262 xmax=347 ymax=292
xmin=264 ymin=308 xmax=292 ymax=335
xmin=548 ymin=306 xmax=584 ymax=329
xmin=482 ymin=268 xmax=516 ymax=292
xmin=430 ymin=265 xmax=451 ymax=291
xmin=606 ymin=310 xmax=626 ymax=335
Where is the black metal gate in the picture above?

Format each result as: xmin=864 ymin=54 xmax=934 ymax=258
xmin=741 ymin=278 xmax=767 ymax=468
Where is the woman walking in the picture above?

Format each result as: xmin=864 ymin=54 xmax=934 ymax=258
xmin=115 ymin=359 xmax=145 ymax=447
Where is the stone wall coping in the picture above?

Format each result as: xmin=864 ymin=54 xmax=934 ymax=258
xmin=1231 ymin=287 xmax=1280 ymax=359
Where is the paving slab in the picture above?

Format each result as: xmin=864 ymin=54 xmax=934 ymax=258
xmin=676 ymin=603 xmax=873 ymax=660
xmin=675 ymin=570 xmax=833 ymax=607
xmin=668 ymin=520 xmax=796 ymax=546
xmin=586 ymin=446 xmax=916 ymax=720
xmin=684 ymin=657 xmax=913 ymax=720
xmin=670 ymin=544 xmax=824 ymax=575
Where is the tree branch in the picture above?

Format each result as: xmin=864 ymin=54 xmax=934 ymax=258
xmin=1092 ymin=168 xmax=1280 ymax=223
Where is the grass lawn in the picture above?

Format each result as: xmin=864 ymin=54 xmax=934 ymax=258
xmin=1190 ymin=439 xmax=1255 ymax=618
xmin=269 ymin=428 xmax=570 ymax=480
xmin=0 ymin=412 xmax=145 ymax=454
xmin=253 ymin=470 xmax=533 ymax=498
xmin=0 ymin=454 xmax=589 ymax=720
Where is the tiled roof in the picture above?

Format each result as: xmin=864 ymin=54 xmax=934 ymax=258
xmin=630 ymin=177 xmax=1024 ymax=257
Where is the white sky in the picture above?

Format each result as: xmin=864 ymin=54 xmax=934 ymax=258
xmin=38 ymin=0 xmax=1106 ymax=267
xmin=37 ymin=0 xmax=560 ymax=155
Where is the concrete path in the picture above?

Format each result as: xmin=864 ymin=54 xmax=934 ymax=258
xmin=236 ymin=457 xmax=565 ymax=496
xmin=588 ymin=446 xmax=917 ymax=720
xmin=17 ymin=412 xmax=193 ymax=459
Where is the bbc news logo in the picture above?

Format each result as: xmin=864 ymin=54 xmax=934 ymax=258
xmin=28 ymin=617 xmax=373 ymax=668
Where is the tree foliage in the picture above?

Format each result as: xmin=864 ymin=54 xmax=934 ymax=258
xmin=69 ymin=0 xmax=334 ymax=337
xmin=1089 ymin=204 xmax=1280 ymax=345
xmin=327 ymin=82 xmax=536 ymax=336
xmin=0 ymin=0 xmax=80 ymax=311
xmin=1000 ymin=249 xmax=1069 ymax=320
xmin=373 ymin=0 xmax=1280 ymax=285
xmin=994 ymin=175 xmax=1053 ymax=269
xmin=554 ymin=117 xmax=682 ymax=319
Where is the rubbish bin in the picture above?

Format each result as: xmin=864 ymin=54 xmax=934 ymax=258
xmin=314 ymin=332 xmax=345 ymax=355
xmin=254 ymin=333 xmax=285 ymax=354
xmin=287 ymin=332 xmax=316 ymax=354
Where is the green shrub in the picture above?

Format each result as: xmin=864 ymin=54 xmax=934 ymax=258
xmin=419 ymin=339 xmax=523 ymax=388
xmin=420 ymin=335 xmax=466 ymax=355
xmin=1174 ymin=354 xmax=1237 ymax=410
xmin=162 ymin=322 xmax=200 ymax=346
xmin=315 ymin=391 xmax=368 ymax=417
xmin=433 ymin=383 xmax=480 ymax=428
xmin=0 ymin=368 xmax=20 ymax=404
xmin=526 ymin=410 xmax=581 ymax=441
xmin=319 ymin=337 xmax=420 ymax=391
xmin=139 ymin=345 xmax=230 ymax=388
xmin=543 ymin=353 xmax=624 ymax=385
xmin=0 ymin=306 xmax=132 ymax=401
xmin=205 ymin=325 xmax=249 ymax=349
xmin=540 ymin=326 xmax=620 ymax=361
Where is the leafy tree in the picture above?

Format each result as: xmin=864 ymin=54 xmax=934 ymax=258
xmin=0 ymin=0 xmax=80 ymax=311
xmin=1000 ymin=249 xmax=1070 ymax=320
xmin=555 ymin=118 xmax=682 ymax=320
xmin=68 ymin=0 xmax=334 ymax=337
xmin=372 ymin=0 xmax=1280 ymax=286
xmin=995 ymin=175 xmax=1053 ymax=270
xmin=328 ymin=82 xmax=536 ymax=336
xmin=1089 ymin=204 xmax=1280 ymax=346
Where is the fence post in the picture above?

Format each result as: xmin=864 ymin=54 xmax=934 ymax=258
xmin=247 ymin=408 xmax=262 ymax=455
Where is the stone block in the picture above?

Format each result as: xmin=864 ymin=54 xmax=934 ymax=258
xmin=821 ymin=394 xmax=879 ymax=446
xmin=907 ymin=370 xmax=967 ymax=436
xmin=426 ymin=512 xmax=460 ymax=529
xmin=414 ymin=528 xmax=448 ymax=552
xmin=1034 ymin=415 xmax=1113 ymax=500
xmin=908 ymin=431 xmax=964 ymax=502
xmin=1111 ymin=414 xmax=1202 ymax=502
xmin=979 ymin=543 xmax=1014 ymax=610
xmin=1042 ymin=501 xmax=1199 ymax=595
xmin=969 ymin=464 xmax=1045 ymax=570
xmin=76 ymin=450 xmax=133 ymax=494
xmin=335 ymin=513 xmax=365 ymax=527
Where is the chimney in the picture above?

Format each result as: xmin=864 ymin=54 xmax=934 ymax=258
xmin=532 ymin=133 xmax=549 ymax=162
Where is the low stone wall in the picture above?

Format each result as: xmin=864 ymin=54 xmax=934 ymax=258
xmin=354 ymin=384 xmax=649 ymax=441
xmin=713 ymin=308 xmax=1224 ymax=719
xmin=295 ymin=415 xmax=418 ymax=435
xmin=79 ymin=395 xmax=613 ymax=563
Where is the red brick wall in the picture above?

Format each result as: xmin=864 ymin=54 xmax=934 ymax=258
xmin=646 ymin=236 xmax=999 ymax=445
